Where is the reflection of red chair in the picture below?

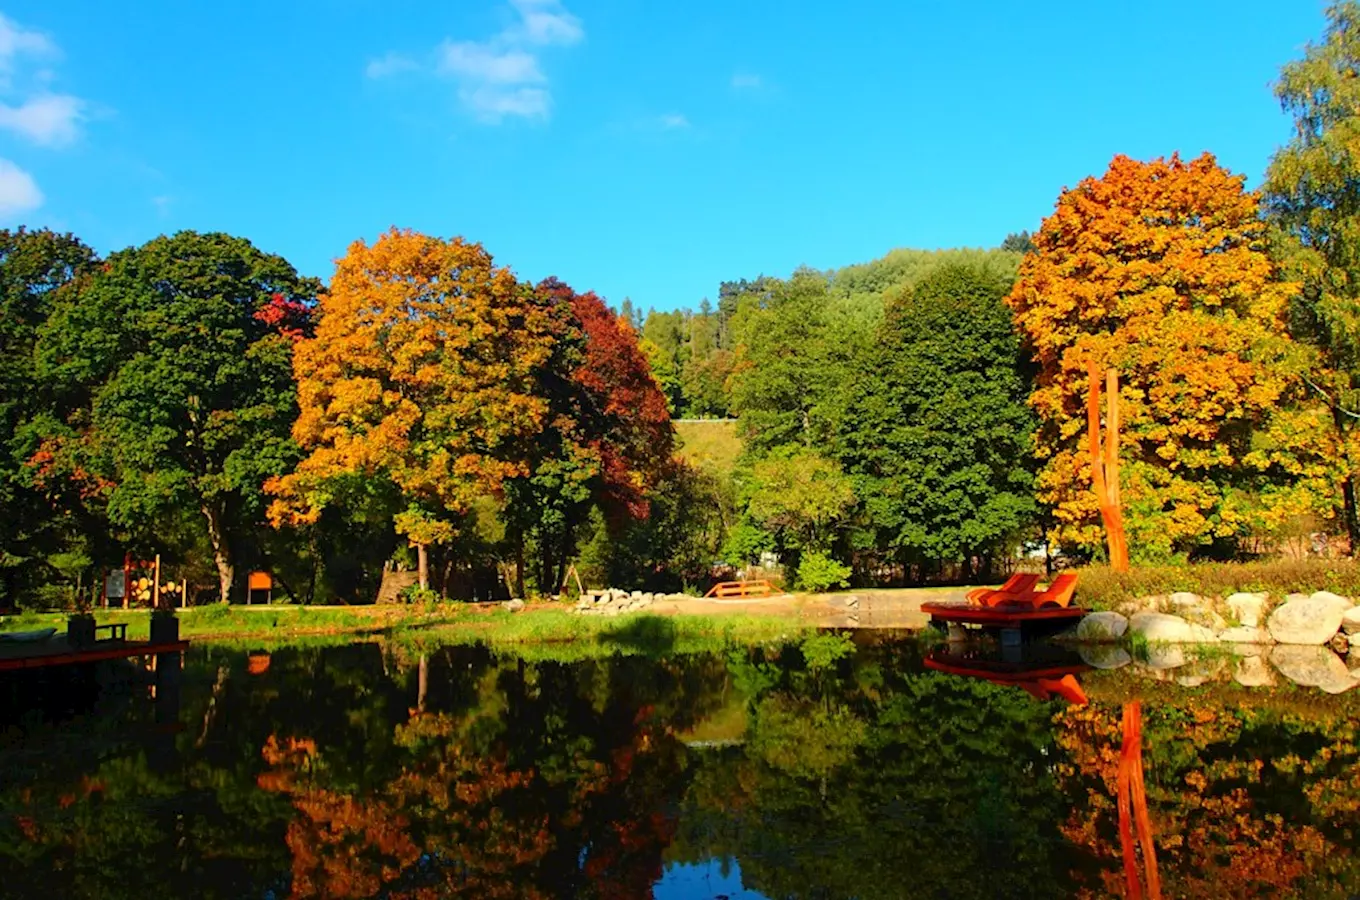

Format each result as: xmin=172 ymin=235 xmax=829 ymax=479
xmin=1016 ymin=674 xmax=1088 ymax=705
xmin=983 ymin=573 xmax=1080 ymax=609
xmin=966 ymin=573 xmax=1040 ymax=605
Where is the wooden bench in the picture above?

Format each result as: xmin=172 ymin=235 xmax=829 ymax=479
xmin=95 ymin=623 xmax=128 ymax=642
xmin=704 ymin=580 xmax=778 ymax=599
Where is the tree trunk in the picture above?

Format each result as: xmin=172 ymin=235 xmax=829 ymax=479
xmin=203 ymin=505 xmax=234 ymax=603
xmin=1343 ymin=473 xmax=1360 ymax=557
xmin=417 ymin=654 xmax=428 ymax=714
xmin=416 ymin=542 xmax=429 ymax=590
xmin=513 ymin=530 xmax=527 ymax=599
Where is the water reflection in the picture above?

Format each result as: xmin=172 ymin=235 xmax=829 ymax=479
xmin=1 ymin=635 xmax=1358 ymax=898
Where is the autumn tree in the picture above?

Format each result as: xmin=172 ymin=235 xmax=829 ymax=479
xmin=1007 ymin=153 xmax=1327 ymax=560
xmin=502 ymin=277 xmax=673 ymax=595
xmin=1264 ymin=0 xmax=1360 ymax=551
xmin=268 ymin=229 xmax=557 ymax=590
xmin=36 ymin=231 xmax=318 ymax=602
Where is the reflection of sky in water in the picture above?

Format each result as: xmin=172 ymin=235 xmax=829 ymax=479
xmin=654 ymin=859 xmax=768 ymax=899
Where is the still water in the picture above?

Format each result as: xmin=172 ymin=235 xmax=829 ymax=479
xmin=2 ymin=632 xmax=1359 ymax=899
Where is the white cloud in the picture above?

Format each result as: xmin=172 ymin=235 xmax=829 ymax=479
xmin=0 ymin=14 xmax=55 ymax=71
xmin=732 ymin=72 xmax=762 ymax=90
xmin=509 ymin=0 xmax=583 ymax=46
xmin=0 ymin=93 xmax=82 ymax=146
xmin=658 ymin=113 xmax=689 ymax=129
xmin=369 ymin=0 xmax=581 ymax=123
xmin=365 ymin=53 xmax=419 ymax=79
xmin=461 ymin=85 xmax=549 ymax=121
xmin=439 ymin=42 xmax=544 ymax=84
xmin=0 ymin=157 xmax=42 ymax=218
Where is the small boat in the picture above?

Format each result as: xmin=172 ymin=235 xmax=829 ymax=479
xmin=0 ymin=627 xmax=57 ymax=643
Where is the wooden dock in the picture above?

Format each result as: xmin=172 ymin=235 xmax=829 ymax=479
xmin=0 ymin=635 xmax=190 ymax=672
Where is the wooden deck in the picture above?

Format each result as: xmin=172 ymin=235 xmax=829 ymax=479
xmin=0 ymin=635 xmax=190 ymax=672
xmin=920 ymin=599 xmax=1087 ymax=628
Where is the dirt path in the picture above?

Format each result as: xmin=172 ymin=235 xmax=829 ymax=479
xmin=645 ymin=585 xmax=970 ymax=629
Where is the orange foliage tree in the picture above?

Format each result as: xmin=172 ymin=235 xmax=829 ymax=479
xmin=1007 ymin=153 xmax=1334 ymax=560
xmin=266 ymin=229 xmax=558 ymax=587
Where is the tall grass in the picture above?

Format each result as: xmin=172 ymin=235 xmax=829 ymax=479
xmin=1076 ymin=559 xmax=1360 ymax=609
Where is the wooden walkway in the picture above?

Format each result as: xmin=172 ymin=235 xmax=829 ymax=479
xmin=0 ymin=635 xmax=190 ymax=672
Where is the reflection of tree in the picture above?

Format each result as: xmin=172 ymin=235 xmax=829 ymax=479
xmin=1054 ymin=701 xmax=1360 ymax=899
xmin=673 ymin=643 xmax=1074 ymax=899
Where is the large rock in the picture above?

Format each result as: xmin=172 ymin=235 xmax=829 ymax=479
xmin=1226 ymin=592 xmax=1268 ymax=628
xmin=504 ymin=598 xmax=525 ymax=612
xmin=1234 ymin=655 xmax=1276 ymax=687
xmin=1079 ymin=645 xmax=1132 ymax=669
xmin=1128 ymin=612 xmax=1218 ymax=644
xmin=1076 ymin=612 xmax=1128 ymax=642
xmin=1311 ymin=590 xmax=1354 ymax=614
xmin=1341 ymin=607 xmax=1360 ymax=636
xmin=1217 ymin=626 xmax=1273 ymax=645
xmin=1267 ymin=595 xmax=1348 ymax=645
xmin=1270 ymin=645 xmax=1358 ymax=693
xmin=1175 ymin=656 xmax=1226 ymax=687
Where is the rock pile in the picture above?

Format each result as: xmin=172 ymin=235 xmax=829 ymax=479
xmin=1070 ymin=588 xmax=1360 ymax=693
xmin=572 ymin=588 xmax=688 ymax=616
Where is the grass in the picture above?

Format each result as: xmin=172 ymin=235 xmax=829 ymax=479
xmin=0 ymin=602 xmax=806 ymax=658
xmin=1074 ymin=558 xmax=1360 ymax=610
xmin=674 ymin=419 xmax=741 ymax=475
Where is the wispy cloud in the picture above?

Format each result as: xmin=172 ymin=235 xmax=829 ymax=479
xmin=367 ymin=0 xmax=583 ymax=123
xmin=0 ymin=13 xmax=55 ymax=73
xmin=658 ymin=113 xmax=690 ymax=130
xmin=0 ymin=93 xmax=83 ymax=146
xmin=0 ymin=157 xmax=42 ymax=218
xmin=364 ymin=53 xmax=419 ymax=80
xmin=151 ymin=194 xmax=173 ymax=217
xmin=0 ymin=14 xmax=89 ymax=218
xmin=732 ymin=72 xmax=763 ymax=90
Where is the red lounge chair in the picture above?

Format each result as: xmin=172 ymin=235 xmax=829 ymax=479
xmin=965 ymin=573 xmax=1040 ymax=605
xmin=992 ymin=573 xmax=1080 ymax=609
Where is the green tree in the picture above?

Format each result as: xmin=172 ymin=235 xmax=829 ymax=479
xmin=0 ymin=228 xmax=100 ymax=605
xmin=1264 ymin=0 xmax=1360 ymax=550
xmin=38 ymin=231 xmax=319 ymax=602
xmin=840 ymin=262 xmax=1037 ymax=573
xmin=747 ymin=448 xmax=855 ymax=553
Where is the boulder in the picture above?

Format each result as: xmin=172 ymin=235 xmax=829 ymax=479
xmin=1217 ymin=626 xmax=1273 ymax=645
xmin=1169 ymin=591 xmax=1204 ymax=611
xmin=1226 ymin=592 xmax=1268 ymax=628
xmin=1311 ymin=590 xmax=1354 ymax=613
xmin=1234 ymin=655 xmax=1276 ymax=687
xmin=1128 ymin=612 xmax=1217 ymax=644
xmin=1267 ymin=595 xmax=1348 ymax=645
xmin=1075 ymin=612 xmax=1128 ymax=642
xmin=1078 ymin=645 xmax=1132 ymax=669
xmin=1341 ymin=606 xmax=1360 ymax=636
xmin=1349 ymin=651 xmax=1360 ymax=678
xmin=1270 ymin=645 xmax=1358 ymax=693
xmin=504 ymin=598 xmax=525 ymax=613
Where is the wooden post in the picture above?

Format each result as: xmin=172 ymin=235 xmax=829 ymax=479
xmin=153 ymin=554 xmax=161 ymax=609
xmin=122 ymin=553 xmax=131 ymax=610
xmin=1087 ymin=360 xmax=1129 ymax=572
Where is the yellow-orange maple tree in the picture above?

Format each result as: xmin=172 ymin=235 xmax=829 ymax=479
xmin=1007 ymin=153 xmax=1332 ymax=558
xmin=267 ymin=229 xmax=557 ymax=584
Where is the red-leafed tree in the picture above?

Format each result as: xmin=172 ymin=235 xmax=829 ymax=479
xmin=502 ymin=278 xmax=674 ymax=595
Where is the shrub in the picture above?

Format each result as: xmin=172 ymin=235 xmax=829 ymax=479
xmin=797 ymin=551 xmax=852 ymax=593
xmin=398 ymin=585 xmax=441 ymax=605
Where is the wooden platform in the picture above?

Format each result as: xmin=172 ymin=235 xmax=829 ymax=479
xmin=0 ymin=635 xmax=190 ymax=672
xmin=920 ymin=599 xmax=1087 ymax=629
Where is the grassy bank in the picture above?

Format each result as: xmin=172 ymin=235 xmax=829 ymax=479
xmin=1074 ymin=558 xmax=1360 ymax=610
xmin=0 ymin=602 xmax=807 ymax=654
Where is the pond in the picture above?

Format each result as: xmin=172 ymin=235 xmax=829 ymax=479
xmin=2 ymin=632 xmax=1359 ymax=899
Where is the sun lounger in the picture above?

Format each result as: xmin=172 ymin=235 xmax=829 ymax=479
xmin=965 ymin=573 xmax=1040 ymax=605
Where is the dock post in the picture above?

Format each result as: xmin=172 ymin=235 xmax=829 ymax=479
xmin=154 ymin=650 xmax=182 ymax=726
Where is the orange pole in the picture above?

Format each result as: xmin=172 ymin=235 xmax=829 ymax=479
xmin=1087 ymin=361 xmax=1129 ymax=572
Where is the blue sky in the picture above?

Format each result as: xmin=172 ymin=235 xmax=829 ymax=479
xmin=3 ymin=1 xmax=1330 ymax=311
